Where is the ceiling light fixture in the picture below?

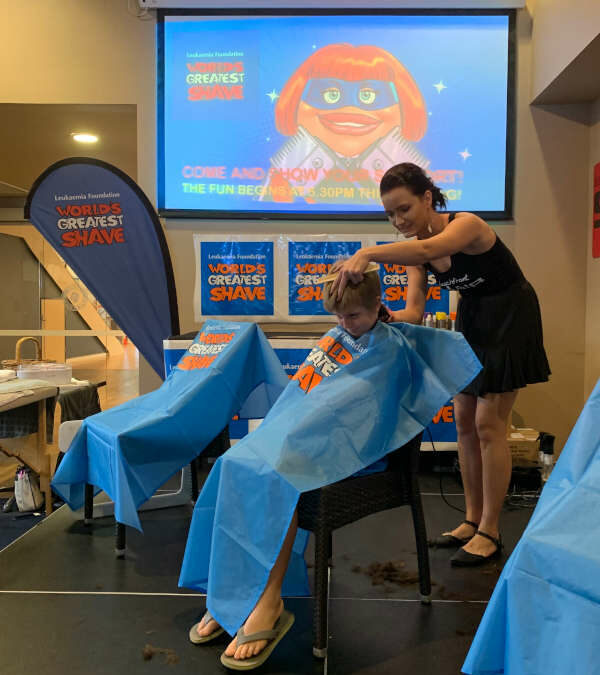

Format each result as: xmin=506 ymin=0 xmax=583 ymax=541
xmin=71 ymin=133 xmax=99 ymax=143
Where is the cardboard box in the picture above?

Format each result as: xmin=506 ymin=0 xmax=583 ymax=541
xmin=507 ymin=427 xmax=540 ymax=466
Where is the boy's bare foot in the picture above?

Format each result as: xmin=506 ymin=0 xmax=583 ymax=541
xmin=196 ymin=614 xmax=221 ymax=638
xmin=224 ymin=597 xmax=284 ymax=661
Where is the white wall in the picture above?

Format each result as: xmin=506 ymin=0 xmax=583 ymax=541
xmin=505 ymin=9 xmax=589 ymax=448
xmin=528 ymin=0 xmax=600 ymax=403
xmin=585 ymin=98 xmax=600 ymax=398
xmin=0 ymin=0 xmax=156 ymax=201
xmin=530 ymin=0 xmax=600 ymax=100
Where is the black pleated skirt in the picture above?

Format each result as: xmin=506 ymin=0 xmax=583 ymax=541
xmin=456 ymin=279 xmax=551 ymax=397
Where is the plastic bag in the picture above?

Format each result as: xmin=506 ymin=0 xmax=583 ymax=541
xmin=14 ymin=466 xmax=44 ymax=512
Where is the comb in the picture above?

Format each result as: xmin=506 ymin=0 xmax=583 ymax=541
xmin=315 ymin=261 xmax=380 ymax=284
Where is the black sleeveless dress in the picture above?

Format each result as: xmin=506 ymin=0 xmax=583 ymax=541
xmin=425 ymin=214 xmax=551 ymax=396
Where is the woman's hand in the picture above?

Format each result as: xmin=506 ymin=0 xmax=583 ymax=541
xmin=330 ymin=250 xmax=370 ymax=300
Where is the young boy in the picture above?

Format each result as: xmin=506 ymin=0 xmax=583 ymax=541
xmin=190 ymin=267 xmax=388 ymax=669
xmin=322 ymin=263 xmax=385 ymax=339
xmin=183 ymin=265 xmax=480 ymax=670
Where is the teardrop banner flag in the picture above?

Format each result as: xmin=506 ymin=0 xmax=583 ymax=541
xmin=25 ymin=158 xmax=180 ymax=377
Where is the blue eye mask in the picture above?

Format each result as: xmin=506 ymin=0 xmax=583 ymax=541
xmin=302 ymin=78 xmax=399 ymax=111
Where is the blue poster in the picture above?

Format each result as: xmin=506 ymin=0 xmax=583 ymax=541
xmin=288 ymin=240 xmax=361 ymax=315
xmin=200 ymin=240 xmax=274 ymax=316
xmin=377 ymin=241 xmax=450 ymax=316
xmin=25 ymin=158 xmax=179 ymax=377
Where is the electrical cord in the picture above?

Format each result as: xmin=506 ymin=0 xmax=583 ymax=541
xmin=426 ymin=427 xmax=542 ymax=514
xmin=425 ymin=426 xmax=465 ymax=514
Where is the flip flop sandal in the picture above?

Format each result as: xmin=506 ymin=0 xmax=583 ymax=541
xmin=428 ymin=520 xmax=479 ymax=548
xmin=189 ymin=610 xmax=225 ymax=644
xmin=220 ymin=609 xmax=295 ymax=671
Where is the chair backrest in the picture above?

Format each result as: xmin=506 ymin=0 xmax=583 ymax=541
xmin=58 ymin=420 xmax=83 ymax=453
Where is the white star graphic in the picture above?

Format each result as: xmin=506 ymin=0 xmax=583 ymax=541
xmin=433 ymin=81 xmax=447 ymax=94
xmin=266 ymin=90 xmax=279 ymax=103
xmin=459 ymin=148 xmax=472 ymax=161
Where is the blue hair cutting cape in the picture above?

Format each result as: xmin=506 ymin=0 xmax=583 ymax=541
xmin=51 ymin=321 xmax=288 ymax=530
xmin=463 ymin=378 xmax=600 ymax=675
xmin=179 ymin=321 xmax=482 ymax=635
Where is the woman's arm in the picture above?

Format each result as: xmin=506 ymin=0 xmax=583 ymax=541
xmin=366 ymin=215 xmax=484 ymax=266
xmin=386 ymin=265 xmax=427 ymax=324
xmin=332 ymin=213 xmax=485 ymax=298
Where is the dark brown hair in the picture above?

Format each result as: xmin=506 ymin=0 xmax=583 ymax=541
xmin=380 ymin=162 xmax=446 ymax=210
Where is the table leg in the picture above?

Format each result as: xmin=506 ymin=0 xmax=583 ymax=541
xmin=38 ymin=399 xmax=52 ymax=515
xmin=39 ymin=472 xmax=53 ymax=516
xmin=0 ymin=389 xmax=60 ymax=517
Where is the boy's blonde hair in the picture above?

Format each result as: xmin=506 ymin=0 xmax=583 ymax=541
xmin=322 ymin=268 xmax=382 ymax=314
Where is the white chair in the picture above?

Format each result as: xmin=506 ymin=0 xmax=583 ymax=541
xmin=57 ymin=419 xmax=198 ymax=556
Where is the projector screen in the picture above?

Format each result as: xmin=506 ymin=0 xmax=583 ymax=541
xmin=158 ymin=11 xmax=514 ymax=219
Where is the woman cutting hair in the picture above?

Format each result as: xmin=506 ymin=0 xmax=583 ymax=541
xmin=331 ymin=162 xmax=550 ymax=566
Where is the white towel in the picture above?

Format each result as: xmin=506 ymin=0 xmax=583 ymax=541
xmin=0 ymin=390 xmax=35 ymax=406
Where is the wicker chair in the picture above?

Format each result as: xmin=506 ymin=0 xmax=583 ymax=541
xmin=297 ymin=432 xmax=430 ymax=658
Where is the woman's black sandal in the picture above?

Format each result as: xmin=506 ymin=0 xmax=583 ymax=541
xmin=450 ymin=530 xmax=502 ymax=567
xmin=428 ymin=520 xmax=479 ymax=548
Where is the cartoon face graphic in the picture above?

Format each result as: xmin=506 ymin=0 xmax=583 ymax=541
xmin=297 ymin=77 xmax=403 ymax=156
xmin=275 ymin=44 xmax=427 ymax=158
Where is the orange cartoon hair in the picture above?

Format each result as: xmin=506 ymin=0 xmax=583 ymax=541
xmin=275 ymin=44 xmax=427 ymax=141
